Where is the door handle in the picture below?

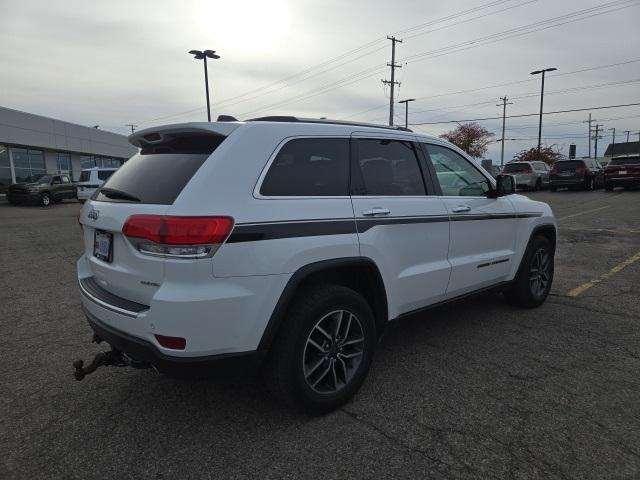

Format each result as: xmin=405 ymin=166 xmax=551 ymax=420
xmin=452 ymin=205 xmax=471 ymax=213
xmin=362 ymin=207 xmax=390 ymax=216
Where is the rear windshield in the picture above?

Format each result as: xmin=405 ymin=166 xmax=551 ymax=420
xmin=79 ymin=171 xmax=91 ymax=182
xmin=95 ymin=134 xmax=225 ymax=204
xmin=503 ymin=163 xmax=529 ymax=173
xmin=554 ymin=160 xmax=584 ymax=170
xmin=610 ymin=157 xmax=640 ymax=166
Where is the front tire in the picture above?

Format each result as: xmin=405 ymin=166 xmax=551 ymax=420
xmin=264 ymin=284 xmax=376 ymax=413
xmin=40 ymin=192 xmax=51 ymax=207
xmin=505 ymin=235 xmax=554 ymax=308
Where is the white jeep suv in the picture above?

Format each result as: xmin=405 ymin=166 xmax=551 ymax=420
xmin=76 ymin=117 xmax=556 ymax=412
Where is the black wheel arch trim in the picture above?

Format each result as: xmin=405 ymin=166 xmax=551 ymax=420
xmin=258 ymin=257 xmax=388 ymax=352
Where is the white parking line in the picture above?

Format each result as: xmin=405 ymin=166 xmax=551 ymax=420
xmin=558 ymin=205 xmax=610 ymax=221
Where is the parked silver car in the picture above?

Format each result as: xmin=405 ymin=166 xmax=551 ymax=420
xmin=502 ymin=161 xmax=550 ymax=191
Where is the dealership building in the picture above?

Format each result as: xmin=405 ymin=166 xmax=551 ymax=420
xmin=0 ymin=106 xmax=137 ymax=194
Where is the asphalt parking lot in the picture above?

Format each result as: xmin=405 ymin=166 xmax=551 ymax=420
xmin=1 ymin=189 xmax=639 ymax=480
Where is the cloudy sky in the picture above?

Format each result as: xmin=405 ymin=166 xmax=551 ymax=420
xmin=1 ymin=0 xmax=639 ymax=161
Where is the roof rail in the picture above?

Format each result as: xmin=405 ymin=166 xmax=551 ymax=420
xmin=245 ymin=116 xmax=413 ymax=132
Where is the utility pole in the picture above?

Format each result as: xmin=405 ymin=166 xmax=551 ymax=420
xmin=623 ymin=130 xmax=631 ymax=143
xmin=497 ymin=96 xmax=513 ymax=167
xmin=608 ymin=127 xmax=616 ymax=159
xmin=125 ymin=124 xmax=137 ymax=134
xmin=381 ymin=36 xmax=402 ymax=126
xmin=583 ymin=113 xmax=594 ymax=158
xmin=593 ymin=124 xmax=604 ymax=159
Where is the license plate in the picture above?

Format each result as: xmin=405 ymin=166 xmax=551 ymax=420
xmin=619 ymin=170 xmax=627 ymax=175
xmin=94 ymin=230 xmax=113 ymax=262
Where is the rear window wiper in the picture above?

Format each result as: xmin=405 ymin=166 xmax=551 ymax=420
xmin=99 ymin=187 xmax=141 ymax=202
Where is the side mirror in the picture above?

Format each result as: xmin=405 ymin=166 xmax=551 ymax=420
xmin=488 ymin=174 xmax=516 ymax=198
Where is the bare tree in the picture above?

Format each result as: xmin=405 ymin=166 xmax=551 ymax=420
xmin=513 ymin=145 xmax=563 ymax=165
xmin=439 ymin=122 xmax=494 ymax=158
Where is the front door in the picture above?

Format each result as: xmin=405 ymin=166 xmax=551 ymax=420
xmin=350 ymin=136 xmax=450 ymax=318
xmin=421 ymin=142 xmax=518 ymax=298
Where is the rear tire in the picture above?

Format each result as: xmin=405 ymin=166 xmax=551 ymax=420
xmin=7 ymin=198 xmax=18 ymax=206
xmin=534 ymin=178 xmax=542 ymax=191
xmin=605 ymin=183 xmax=614 ymax=192
xmin=264 ymin=284 xmax=376 ymax=413
xmin=550 ymin=185 xmax=557 ymax=192
xmin=505 ymin=235 xmax=554 ymax=308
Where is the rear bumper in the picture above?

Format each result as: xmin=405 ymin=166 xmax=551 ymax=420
xmin=83 ymin=306 xmax=265 ymax=378
xmin=549 ymin=178 xmax=584 ymax=187
xmin=605 ymin=176 xmax=640 ymax=187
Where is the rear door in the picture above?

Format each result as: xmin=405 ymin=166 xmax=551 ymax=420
xmin=350 ymin=135 xmax=450 ymax=317
xmin=79 ymin=131 xmax=228 ymax=305
xmin=422 ymin=142 xmax=517 ymax=298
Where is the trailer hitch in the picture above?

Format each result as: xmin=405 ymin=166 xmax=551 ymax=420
xmin=73 ymin=340 xmax=150 ymax=380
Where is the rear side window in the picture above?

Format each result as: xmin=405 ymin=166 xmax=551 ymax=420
xmin=260 ymin=138 xmax=349 ymax=196
xmin=97 ymin=170 xmax=115 ymax=181
xmin=354 ymin=139 xmax=425 ymax=196
xmin=96 ymin=134 xmax=225 ymax=204
xmin=79 ymin=171 xmax=90 ymax=182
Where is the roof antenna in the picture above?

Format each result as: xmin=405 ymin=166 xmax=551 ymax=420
xmin=217 ymin=115 xmax=238 ymax=122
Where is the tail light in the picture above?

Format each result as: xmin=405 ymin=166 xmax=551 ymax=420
xmin=522 ymin=168 xmax=532 ymax=174
xmin=575 ymin=167 xmax=587 ymax=174
xmin=123 ymin=215 xmax=234 ymax=259
xmin=550 ymin=168 xmax=557 ymax=174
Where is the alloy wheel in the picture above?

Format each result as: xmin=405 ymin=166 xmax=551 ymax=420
xmin=302 ymin=310 xmax=365 ymax=394
xmin=529 ymin=248 xmax=551 ymax=298
xmin=42 ymin=193 xmax=50 ymax=206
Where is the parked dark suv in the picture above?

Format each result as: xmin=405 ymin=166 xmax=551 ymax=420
xmin=604 ymin=156 xmax=640 ymax=191
xmin=7 ymin=174 xmax=76 ymax=206
xmin=549 ymin=159 xmax=604 ymax=191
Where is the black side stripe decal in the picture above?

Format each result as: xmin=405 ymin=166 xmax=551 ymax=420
xmin=477 ymin=258 xmax=510 ymax=269
xmin=227 ymin=219 xmax=356 ymax=243
xmin=226 ymin=212 xmax=544 ymax=243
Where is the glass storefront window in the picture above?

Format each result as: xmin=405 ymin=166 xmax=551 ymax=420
xmin=11 ymin=148 xmax=45 ymax=183
xmin=56 ymin=152 xmax=71 ymax=173
xmin=0 ymin=145 xmax=11 ymax=193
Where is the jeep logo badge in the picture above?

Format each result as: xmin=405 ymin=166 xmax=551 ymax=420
xmin=88 ymin=209 xmax=99 ymax=221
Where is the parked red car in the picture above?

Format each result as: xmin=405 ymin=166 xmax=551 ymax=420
xmin=604 ymin=156 xmax=640 ymax=191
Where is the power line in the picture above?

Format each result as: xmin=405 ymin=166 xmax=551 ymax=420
xmin=409 ymin=102 xmax=640 ymax=125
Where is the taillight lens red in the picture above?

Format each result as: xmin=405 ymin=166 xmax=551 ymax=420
xmin=123 ymin=215 xmax=234 ymax=258
xmin=123 ymin=215 xmax=234 ymax=245
xmin=522 ymin=169 xmax=532 ymax=174
xmin=575 ymin=167 xmax=587 ymax=174
xmin=550 ymin=168 xmax=557 ymax=174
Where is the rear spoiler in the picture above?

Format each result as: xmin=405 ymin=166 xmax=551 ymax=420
xmin=128 ymin=122 xmax=241 ymax=149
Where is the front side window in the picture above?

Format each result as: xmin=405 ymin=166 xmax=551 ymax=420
xmin=354 ymin=139 xmax=425 ymax=196
xmin=260 ymin=138 xmax=349 ymax=196
xmin=97 ymin=170 xmax=115 ymax=181
xmin=425 ymin=144 xmax=490 ymax=197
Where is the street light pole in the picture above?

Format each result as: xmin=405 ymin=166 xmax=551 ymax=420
xmin=398 ymin=98 xmax=415 ymax=128
xmin=189 ymin=49 xmax=221 ymax=122
xmin=530 ymin=67 xmax=557 ymax=154
xmin=608 ymin=127 xmax=616 ymax=159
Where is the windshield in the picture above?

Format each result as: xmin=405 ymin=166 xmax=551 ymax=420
xmin=95 ymin=134 xmax=226 ymax=204
xmin=23 ymin=174 xmax=51 ymax=184
xmin=503 ymin=163 xmax=529 ymax=173
xmin=554 ymin=160 xmax=584 ymax=170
